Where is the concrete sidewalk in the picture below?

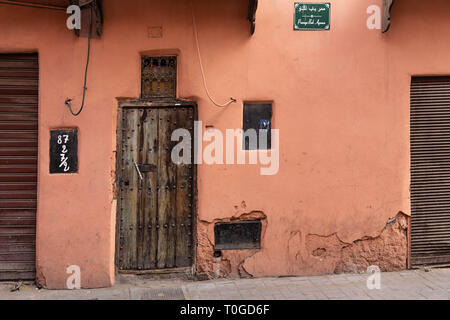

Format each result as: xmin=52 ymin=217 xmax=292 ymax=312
xmin=0 ymin=268 xmax=448 ymax=300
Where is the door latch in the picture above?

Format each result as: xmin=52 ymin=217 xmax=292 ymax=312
xmin=134 ymin=161 xmax=143 ymax=180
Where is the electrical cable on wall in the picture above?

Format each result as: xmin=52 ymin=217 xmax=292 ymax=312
xmin=190 ymin=0 xmax=237 ymax=108
xmin=65 ymin=4 xmax=93 ymax=116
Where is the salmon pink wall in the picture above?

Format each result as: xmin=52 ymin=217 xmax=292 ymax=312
xmin=0 ymin=0 xmax=449 ymax=288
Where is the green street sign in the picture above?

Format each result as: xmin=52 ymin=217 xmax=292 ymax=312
xmin=294 ymin=3 xmax=331 ymax=31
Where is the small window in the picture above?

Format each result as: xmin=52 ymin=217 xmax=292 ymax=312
xmin=243 ymin=103 xmax=272 ymax=150
xmin=141 ymin=56 xmax=177 ymax=98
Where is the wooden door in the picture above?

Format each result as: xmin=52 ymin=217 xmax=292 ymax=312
xmin=117 ymin=106 xmax=194 ymax=271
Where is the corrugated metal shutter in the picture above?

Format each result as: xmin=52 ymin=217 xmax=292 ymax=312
xmin=0 ymin=53 xmax=38 ymax=280
xmin=411 ymin=76 xmax=450 ymax=268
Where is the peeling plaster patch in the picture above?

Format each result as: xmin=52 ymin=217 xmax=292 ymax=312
xmin=306 ymin=212 xmax=408 ymax=274
xmin=287 ymin=230 xmax=307 ymax=272
xmin=196 ymin=210 xmax=267 ymax=279
xmin=312 ymin=248 xmax=326 ymax=257
xmin=199 ymin=211 xmax=267 ymax=225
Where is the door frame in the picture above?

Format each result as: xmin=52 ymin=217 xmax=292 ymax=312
xmin=114 ymin=99 xmax=198 ymax=275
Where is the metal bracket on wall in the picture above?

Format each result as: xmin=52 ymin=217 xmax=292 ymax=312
xmin=382 ymin=0 xmax=395 ymax=33
xmin=71 ymin=0 xmax=103 ymax=38
xmin=248 ymin=0 xmax=258 ymax=35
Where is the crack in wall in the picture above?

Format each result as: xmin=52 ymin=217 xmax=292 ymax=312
xmin=237 ymin=249 xmax=260 ymax=278
xmin=305 ymin=212 xmax=409 ymax=274
xmin=36 ymin=265 xmax=47 ymax=289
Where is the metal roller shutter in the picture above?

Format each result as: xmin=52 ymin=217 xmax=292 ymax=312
xmin=0 ymin=53 xmax=38 ymax=281
xmin=411 ymin=76 xmax=450 ymax=268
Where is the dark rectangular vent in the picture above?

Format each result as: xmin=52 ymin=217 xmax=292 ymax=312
xmin=214 ymin=220 xmax=262 ymax=250
xmin=141 ymin=56 xmax=177 ymax=99
xmin=243 ymin=103 xmax=272 ymax=150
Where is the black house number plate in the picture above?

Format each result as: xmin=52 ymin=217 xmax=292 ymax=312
xmin=50 ymin=129 xmax=78 ymax=174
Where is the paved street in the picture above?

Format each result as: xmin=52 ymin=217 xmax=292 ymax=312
xmin=0 ymin=268 xmax=448 ymax=300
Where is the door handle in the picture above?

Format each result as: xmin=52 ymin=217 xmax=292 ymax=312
xmin=134 ymin=161 xmax=143 ymax=181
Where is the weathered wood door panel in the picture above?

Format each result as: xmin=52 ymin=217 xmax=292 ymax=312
xmin=118 ymin=106 xmax=194 ymax=271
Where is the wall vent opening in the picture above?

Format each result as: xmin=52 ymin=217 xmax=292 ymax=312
xmin=214 ymin=220 xmax=262 ymax=250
